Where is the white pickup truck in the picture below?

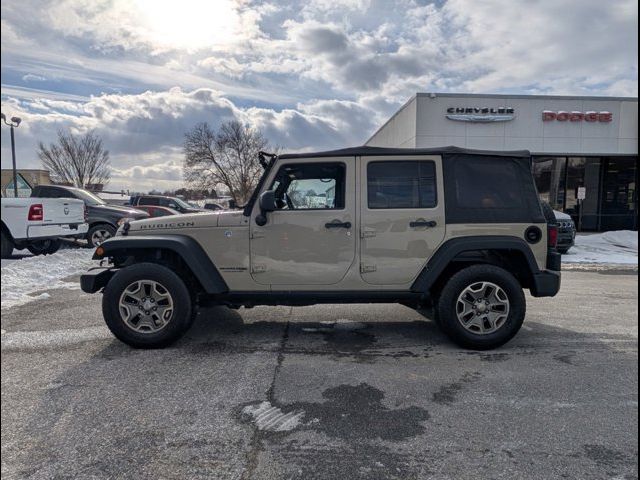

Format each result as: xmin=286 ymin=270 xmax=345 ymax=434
xmin=1 ymin=197 xmax=88 ymax=258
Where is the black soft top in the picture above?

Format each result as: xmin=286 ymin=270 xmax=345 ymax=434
xmin=278 ymin=145 xmax=531 ymax=159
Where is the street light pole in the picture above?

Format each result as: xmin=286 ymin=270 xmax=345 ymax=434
xmin=10 ymin=124 xmax=18 ymax=197
xmin=1 ymin=113 xmax=22 ymax=197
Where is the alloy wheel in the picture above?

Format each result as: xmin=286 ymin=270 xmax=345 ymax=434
xmin=118 ymin=280 xmax=174 ymax=333
xmin=455 ymin=281 xmax=510 ymax=335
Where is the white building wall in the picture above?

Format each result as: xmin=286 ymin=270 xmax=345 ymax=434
xmin=365 ymin=96 xmax=417 ymax=148
xmin=366 ymin=93 xmax=638 ymax=155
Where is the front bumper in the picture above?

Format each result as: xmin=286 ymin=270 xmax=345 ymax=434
xmin=557 ymin=230 xmax=576 ymax=249
xmin=80 ymin=267 xmax=117 ymax=293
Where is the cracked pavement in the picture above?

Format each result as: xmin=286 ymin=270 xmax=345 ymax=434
xmin=1 ymin=271 xmax=638 ymax=479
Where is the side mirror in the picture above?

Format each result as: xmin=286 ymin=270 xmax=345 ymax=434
xmin=259 ymin=190 xmax=277 ymax=212
xmin=256 ymin=190 xmax=277 ymax=226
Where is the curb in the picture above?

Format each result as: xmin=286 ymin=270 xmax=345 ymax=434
xmin=562 ymin=263 xmax=638 ymax=273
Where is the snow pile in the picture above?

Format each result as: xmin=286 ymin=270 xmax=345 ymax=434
xmin=1 ymin=248 xmax=96 ymax=309
xmin=563 ymin=230 xmax=638 ymax=265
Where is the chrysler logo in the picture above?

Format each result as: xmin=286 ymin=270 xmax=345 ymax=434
xmin=446 ymin=107 xmax=515 ymax=122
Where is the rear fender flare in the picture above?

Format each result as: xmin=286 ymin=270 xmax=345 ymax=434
xmin=411 ymin=236 xmax=541 ymax=293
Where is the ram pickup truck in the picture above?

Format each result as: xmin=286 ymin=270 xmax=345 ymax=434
xmin=31 ymin=185 xmax=149 ymax=247
xmin=1 ymin=197 xmax=88 ymax=258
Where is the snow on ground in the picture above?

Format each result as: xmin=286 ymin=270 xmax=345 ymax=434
xmin=563 ymin=231 xmax=638 ymax=265
xmin=1 ymin=247 xmax=96 ymax=310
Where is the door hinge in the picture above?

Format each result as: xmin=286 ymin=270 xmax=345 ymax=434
xmin=360 ymin=228 xmax=376 ymax=239
xmin=251 ymin=230 xmax=265 ymax=239
xmin=251 ymin=264 xmax=267 ymax=273
xmin=360 ymin=263 xmax=377 ymax=273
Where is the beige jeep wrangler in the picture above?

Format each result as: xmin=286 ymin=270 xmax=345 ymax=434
xmin=81 ymin=146 xmax=561 ymax=350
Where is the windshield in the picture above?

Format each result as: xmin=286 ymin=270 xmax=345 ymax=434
xmin=74 ymin=189 xmax=106 ymax=206
xmin=172 ymin=197 xmax=194 ymax=209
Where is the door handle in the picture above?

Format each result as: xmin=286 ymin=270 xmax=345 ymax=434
xmin=410 ymin=220 xmax=437 ymax=228
xmin=325 ymin=221 xmax=352 ymax=229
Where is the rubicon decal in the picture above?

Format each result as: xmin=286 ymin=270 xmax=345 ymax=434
xmin=139 ymin=221 xmax=196 ymax=229
xmin=542 ymin=111 xmax=613 ymax=122
xmin=446 ymin=107 xmax=515 ymax=122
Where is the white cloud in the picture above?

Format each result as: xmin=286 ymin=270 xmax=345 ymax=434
xmin=1 ymin=0 xmax=637 ymax=192
xmin=1 ymin=87 xmax=379 ymax=191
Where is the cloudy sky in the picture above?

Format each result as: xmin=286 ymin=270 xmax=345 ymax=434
xmin=1 ymin=0 xmax=637 ymax=191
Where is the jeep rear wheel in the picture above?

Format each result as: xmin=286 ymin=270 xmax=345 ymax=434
xmin=102 ymin=263 xmax=193 ymax=348
xmin=436 ymin=265 xmax=526 ymax=350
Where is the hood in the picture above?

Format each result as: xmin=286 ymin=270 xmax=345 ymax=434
xmin=217 ymin=210 xmax=247 ymax=227
xmin=98 ymin=204 xmax=149 ymax=218
xmin=553 ymin=210 xmax=572 ymax=220
xmin=126 ymin=211 xmax=223 ymax=234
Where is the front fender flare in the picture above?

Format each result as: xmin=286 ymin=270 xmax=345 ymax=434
xmin=95 ymin=235 xmax=228 ymax=294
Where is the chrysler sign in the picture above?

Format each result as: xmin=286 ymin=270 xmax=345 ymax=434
xmin=446 ymin=107 xmax=515 ymax=122
xmin=542 ymin=111 xmax=613 ymax=122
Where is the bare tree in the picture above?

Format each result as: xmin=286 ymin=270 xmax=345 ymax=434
xmin=38 ymin=130 xmax=111 ymax=188
xmin=183 ymin=120 xmax=271 ymax=205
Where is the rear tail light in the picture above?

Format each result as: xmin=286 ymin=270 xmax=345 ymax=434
xmin=28 ymin=204 xmax=44 ymax=221
xmin=548 ymin=225 xmax=558 ymax=249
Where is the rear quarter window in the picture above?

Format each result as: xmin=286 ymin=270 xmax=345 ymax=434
xmin=453 ymin=159 xmax=524 ymax=210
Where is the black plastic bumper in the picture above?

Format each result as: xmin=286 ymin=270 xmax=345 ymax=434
xmin=80 ymin=267 xmax=117 ymax=293
xmin=531 ymin=270 xmax=561 ymax=297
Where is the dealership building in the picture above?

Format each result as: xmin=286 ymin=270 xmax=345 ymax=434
xmin=366 ymin=93 xmax=638 ymax=231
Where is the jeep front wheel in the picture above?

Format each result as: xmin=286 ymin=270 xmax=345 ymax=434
xmin=102 ymin=263 xmax=193 ymax=348
xmin=436 ymin=265 xmax=526 ymax=350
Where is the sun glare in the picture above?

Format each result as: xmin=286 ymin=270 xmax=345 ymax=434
xmin=132 ymin=0 xmax=240 ymax=50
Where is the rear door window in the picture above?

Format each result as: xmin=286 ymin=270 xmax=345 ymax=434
xmin=142 ymin=197 xmax=160 ymax=206
xmin=367 ymin=161 xmax=437 ymax=209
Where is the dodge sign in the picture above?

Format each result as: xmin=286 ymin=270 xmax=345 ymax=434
xmin=542 ymin=111 xmax=613 ymax=122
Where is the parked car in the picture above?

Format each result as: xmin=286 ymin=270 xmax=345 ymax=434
xmin=1 ymin=196 xmax=87 ymax=258
xmin=128 ymin=195 xmax=206 ymax=214
xmin=203 ymin=202 xmax=224 ymax=211
xmin=82 ymin=146 xmax=561 ymax=350
xmin=553 ymin=210 xmax=576 ymax=254
xmin=31 ymin=185 xmax=149 ymax=247
xmin=132 ymin=205 xmax=180 ymax=218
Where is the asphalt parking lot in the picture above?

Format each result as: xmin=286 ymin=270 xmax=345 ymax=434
xmin=1 ymin=270 xmax=638 ymax=480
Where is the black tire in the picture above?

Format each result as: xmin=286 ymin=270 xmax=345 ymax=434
xmin=87 ymin=223 xmax=116 ymax=247
xmin=1 ymin=229 xmax=14 ymax=259
xmin=102 ymin=262 xmax=193 ymax=348
xmin=437 ymin=265 xmax=526 ymax=350
xmin=27 ymin=238 xmax=62 ymax=256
